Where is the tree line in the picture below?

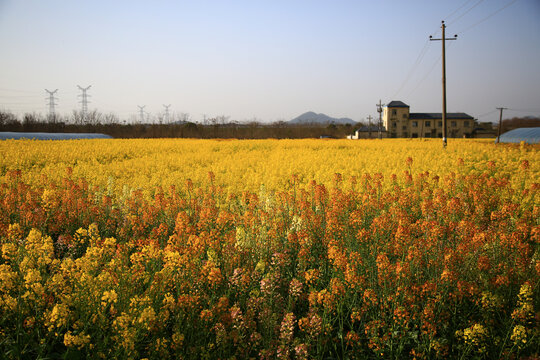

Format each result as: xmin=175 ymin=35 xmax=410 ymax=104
xmin=499 ymin=116 xmax=540 ymax=134
xmin=0 ymin=110 xmax=359 ymax=139
xmin=1 ymin=110 xmax=537 ymax=139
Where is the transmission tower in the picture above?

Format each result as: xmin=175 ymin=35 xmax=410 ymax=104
xmin=376 ymin=100 xmax=384 ymax=139
xmin=137 ymin=105 xmax=146 ymax=123
xmin=77 ymin=85 xmax=91 ymax=120
xmin=163 ymin=104 xmax=171 ymax=123
xmin=45 ymin=89 xmax=58 ymax=119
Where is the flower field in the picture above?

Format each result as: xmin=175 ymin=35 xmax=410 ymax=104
xmin=0 ymin=138 xmax=538 ymax=359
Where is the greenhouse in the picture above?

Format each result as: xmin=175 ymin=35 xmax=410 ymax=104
xmin=498 ymin=127 xmax=540 ymax=144
xmin=0 ymin=132 xmax=112 ymax=140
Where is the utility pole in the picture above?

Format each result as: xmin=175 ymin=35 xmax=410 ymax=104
xmin=137 ymin=105 xmax=146 ymax=123
xmin=45 ymin=89 xmax=58 ymax=120
xmin=496 ymin=107 xmax=507 ymax=143
xmin=376 ymin=100 xmax=384 ymax=139
xmin=163 ymin=104 xmax=171 ymax=124
xmin=366 ymin=115 xmax=373 ymax=138
xmin=430 ymin=21 xmax=457 ymax=147
xmin=77 ymin=85 xmax=91 ymax=121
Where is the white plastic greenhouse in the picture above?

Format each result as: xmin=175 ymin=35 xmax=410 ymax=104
xmin=0 ymin=132 xmax=112 ymax=140
xmin=498 ymin=127 xmax=540 ymax=144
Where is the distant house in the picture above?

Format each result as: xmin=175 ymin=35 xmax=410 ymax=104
xmin=347 ymin=125 xmax=387 ymax=139
xmin=383 ymin=101 xmax=474 ymax=138
xmin=472 ymin=122 xmax=497 ymax=138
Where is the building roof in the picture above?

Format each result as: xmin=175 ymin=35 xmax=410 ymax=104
xmin=498 ymin=127 xmax=540 ymax=144
xmin=386 ymin=101 xmax=409 ymax=108
xmin=409 ymin=112 xmax=474 ymax=120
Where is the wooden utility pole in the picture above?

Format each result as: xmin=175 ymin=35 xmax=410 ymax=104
xmin=367 ymin=115 xmax=373 ymax=138
xmin=496 ymin=107 xmax=507 ymax=143
xmin=430 ymin=21 xmax=457 ymax=147
xmin=376 ymin=100 xmax=384 ymax=139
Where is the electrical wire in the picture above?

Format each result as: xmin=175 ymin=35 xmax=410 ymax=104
xmin=0 ymin=95 xmax=41 ymax=98
xmin=455 ymin=0 xmax=520 ymax=34
xmin=0 ymin=87 xmax=41 ymax=94
xmin=447 ymin=0 xmax=485 ymax=26
xmin=476 ymin=109 xmax=498 ymax=118
xmin=391 ymin=39 xmax=431 ymax=99
xmin=444 ymin=0 xmax=476 ymax=22
xmin=393 ymin=9 xmax=466 ymax=100
xmin=406 ymin=41 xmax=456 ymax=98
xmin=391 ymin=17 xmax=445 ymax=100
xmin=406 ymin=54 xmax=442 ymax=98
xmin=506 ymin=109 xmax=540 ymax=116
xmin=508 ymin=108 xmax=540 ymax=112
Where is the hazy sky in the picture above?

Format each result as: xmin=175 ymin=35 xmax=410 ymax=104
xmin=1 ymin=0 xmax=539 ymax=123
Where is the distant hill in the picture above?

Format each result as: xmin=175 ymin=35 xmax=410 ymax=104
xmin=289 ymin=111 xmax=356 ymax=125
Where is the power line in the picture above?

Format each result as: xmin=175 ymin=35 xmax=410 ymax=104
xmin=406 ymin=53 xmax=442 ymax=97
xmin=407 ymin=40 xmax=460 ymax=98
xmin=0 ymin=100 xmax=41 ymax=105
xmin=507 ymin=108 xmax=540 ymax=113
xmin=447 ymin=0 xmax=485 ymax=26
xmin=392 ymin=18 xmax=447 ymax=99
xmin=455 ymin=0 xmax=520 ymax=34
xmin=0 ymin=94 xmax=41 ymax=99
xmin=444 ymin=0 xmax=476 ymax=22
xmin=392 ymin=40 xmax=431 ymax=99
xmin=476 ymin=109 xmax=498 ymax=118
xmin=0 ymin=87 xmax=41 ymax=94
xmin=506 ymin=109 xmax=540 ymax=117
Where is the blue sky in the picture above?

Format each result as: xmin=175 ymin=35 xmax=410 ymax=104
xmin=1 ymin=0 xmax=539 ymax=123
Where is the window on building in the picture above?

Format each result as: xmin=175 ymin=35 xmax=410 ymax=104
xmin=412 ymin=133 xmax=418 ymax=138
xmin=392 ymin=122 xmax=397 ymax=128
xmin=438 ymin=121 xmax=442 ymax=127
xmin=402 ymin=125 xmax=407 ymax=130
xmin=451 ymin=121 xmax=457 ymax=127
xmin=392 ymin=109 xmax=397 ymax=116
xmin=425 ymin=121 xmax=431 ymax=127
xmin=402 ymin=113 xmax=407 ymax=119
xmin=464 ymin=121 xmax=470 ymax=127
xmin=412 ymin=121 xmax=418 ymax=127
xmin=425 ymin=133 xmax=431 ymax=138
xmin=437 ymin=133 xmax=442 ymax=138
xmin=403 ymin=132 xmax=408 ymax=138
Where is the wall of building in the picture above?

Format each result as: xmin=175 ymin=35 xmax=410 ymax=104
xmin=384 ymin=104 xmax=473 ymax=138
xmin=407 ymin=118 xmax=473 ymax=138
xmin=384 ymin=106 xmax=411 ymax=138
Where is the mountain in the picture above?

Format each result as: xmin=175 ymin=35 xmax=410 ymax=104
xmin=289 ymin=111 xmax=356 ymax=125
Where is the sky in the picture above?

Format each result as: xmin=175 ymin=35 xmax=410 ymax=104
xmin=1 ymin=0 xmax=540 ymax=124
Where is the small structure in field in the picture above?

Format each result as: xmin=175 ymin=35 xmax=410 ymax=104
xmin=347 ymin=125 xmax=386 ymax=139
